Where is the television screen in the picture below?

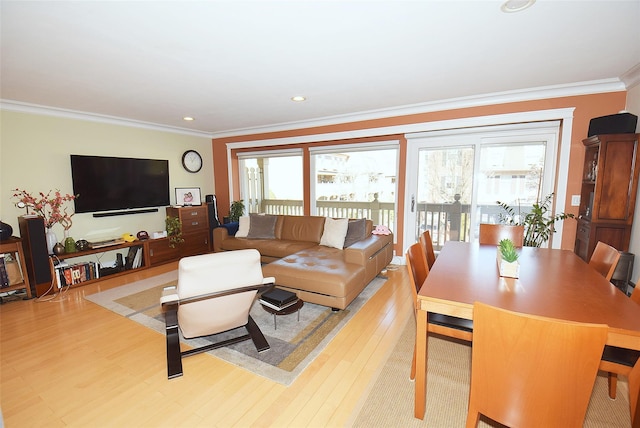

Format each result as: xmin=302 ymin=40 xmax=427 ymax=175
xmin=70 ymin=155 xmax=170 ymax=213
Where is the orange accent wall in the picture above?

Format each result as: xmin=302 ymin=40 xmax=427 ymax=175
xmin=212 ymin=92 xmax=627 ymax=254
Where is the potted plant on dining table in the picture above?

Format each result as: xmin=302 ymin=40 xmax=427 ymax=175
xmin=497 ymin=238 xmax=519 ymax=278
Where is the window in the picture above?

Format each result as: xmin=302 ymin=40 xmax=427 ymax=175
xmin=310 ymin=143 xmax=398 ymax=229
xmin=237 ymin=150 xmax=303 ymax=215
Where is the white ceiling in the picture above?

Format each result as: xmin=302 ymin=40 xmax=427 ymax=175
xmin=1 ymin=1 xmax=639 ymax=137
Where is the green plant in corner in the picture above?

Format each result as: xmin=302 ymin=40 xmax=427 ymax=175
xmin=229 ymin=200 xmax=245 ymax=223
xmin=165 ymin=216 xmax=184 ymax=248
xmin=498 ymin=239 xmax=519 ymax=263
xmin=497 ymin=193 xmax=574 ymax=247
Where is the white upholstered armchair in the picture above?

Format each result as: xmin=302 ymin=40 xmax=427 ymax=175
xmin=161 ymin=249 xmax=274 ymax=378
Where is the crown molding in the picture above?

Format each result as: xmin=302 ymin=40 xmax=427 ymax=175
xmin=1 ymin=78 xmax=628 ymax=139
xmin=211 ymin=78 xmax=626 ymax=138
xmin=621 ymin=63 xmax=640 ymax=90
xmin=226 ymin=108 xmax=574 ymax=149
xmin=0 ymin=100 xmax=212 ymax=138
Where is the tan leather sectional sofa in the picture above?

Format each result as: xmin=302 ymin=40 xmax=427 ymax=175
xmin=212 ymin=215 xmax=393 ymax=310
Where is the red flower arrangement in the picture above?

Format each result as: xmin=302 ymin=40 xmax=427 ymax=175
xmin=12 ymin=189 xmax=77 ymax=230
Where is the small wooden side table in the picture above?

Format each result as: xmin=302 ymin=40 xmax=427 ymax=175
xmin=0 ymin=237 xmax=32 ymax=299
xmin=261 ymin=299 xmax=304 ymax=330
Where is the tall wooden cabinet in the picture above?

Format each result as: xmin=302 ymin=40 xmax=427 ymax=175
xmin=574 ymin=133 xmax=640 ymax=261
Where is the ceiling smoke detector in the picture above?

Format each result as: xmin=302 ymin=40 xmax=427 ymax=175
xmin=501 ymin=0 xmax=535 ymax=13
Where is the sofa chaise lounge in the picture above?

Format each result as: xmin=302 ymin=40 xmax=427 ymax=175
xmin=212 ymin=214 xmax=393 ymax=310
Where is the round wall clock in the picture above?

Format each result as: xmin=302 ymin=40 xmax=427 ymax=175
xmin=181 ymin=150 xmax=203 ymax=173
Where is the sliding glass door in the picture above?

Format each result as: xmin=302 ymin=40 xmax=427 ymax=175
xmin=405 ymin=122 xmax=559 ymax=251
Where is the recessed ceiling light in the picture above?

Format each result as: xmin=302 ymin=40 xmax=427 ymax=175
xmin=183 ymin=116 xmax=195 ymax=121
xmin=291 ymin=96 xmax=306 ymax=102
xmin=501 ymin=0 xmax=535 ymax=13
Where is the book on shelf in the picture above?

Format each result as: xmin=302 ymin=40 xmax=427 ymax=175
xmin=125 ymin=246 xmax=137 ymax=270
xmin=259 ymin=297 xmax=299 ymax=311
xmin=3 ymin=253 xmax=23 ymax=286
xmin=54 ymin=260 xmax=99 ymax=288
xmin=124 ymin=246 xmax=144 ymax=270
xmin=132 ymin=247 xmax=143 ymax=269
xmin=0 ymin=254 xmax=10 ymax=288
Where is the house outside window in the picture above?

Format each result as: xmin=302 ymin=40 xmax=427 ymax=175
xmin=310 ymin=144 xmax=398 ymax=230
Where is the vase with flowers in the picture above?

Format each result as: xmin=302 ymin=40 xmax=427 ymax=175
xmin=12 ymin=189 xmax=77 ymax=254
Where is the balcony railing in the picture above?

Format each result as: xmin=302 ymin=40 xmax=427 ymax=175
xmin=254 ymin=196 xmax=530 ymax=251
xmin=416 ymin=199 xmax=531 ymax=250
xmin=258 ymin=194 xmax=395 ymax=229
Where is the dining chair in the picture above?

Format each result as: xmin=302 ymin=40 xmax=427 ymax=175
xmin=466 ymin=302 xmax=608 ymax=428
xmin=419 ymin=230 xmax=436 ymax=269
xmin=631 ymin=358 xmax=640 ymax=428
xmin=589 ymin=241 xmax=621 ymax=281
xmin=478 ymin=223 xmax=525 ymax=247
xmin=405 ymin=243 xmax=472 ymax=380
xmin=589 ymin=240 xmax=633 ymax=419
xmin=600 ymin=285 xmax=640 ymax=426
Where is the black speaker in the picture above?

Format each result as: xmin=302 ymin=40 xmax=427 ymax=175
xmin=18 ymin=216 xmax=52 ymax=296
xmin=588 ymin=112 xmax=637 ymax=137
xmin=205 ymin=194 xmax=220 ymax=230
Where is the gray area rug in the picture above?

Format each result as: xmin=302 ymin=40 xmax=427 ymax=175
xmin=351 ymin=318 xmax=632 ymax=427
xmin=85 ymin=271 xmax=386 ymax=386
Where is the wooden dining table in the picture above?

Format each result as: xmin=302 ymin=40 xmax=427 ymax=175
xmin=414 ymin=241 xmax=640 ymax=421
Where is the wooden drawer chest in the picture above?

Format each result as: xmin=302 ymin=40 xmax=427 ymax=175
xmin=166 ymin=206 xmax=210 ymax=258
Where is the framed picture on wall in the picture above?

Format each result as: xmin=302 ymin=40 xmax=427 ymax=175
xmin=175 ymin=187 xmax=202 ymax=206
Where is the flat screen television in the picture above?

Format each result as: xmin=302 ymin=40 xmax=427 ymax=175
xmin=70 ymin=155 xmax=170 ymax=214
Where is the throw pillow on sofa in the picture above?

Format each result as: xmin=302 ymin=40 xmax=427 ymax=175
xmin=235 ymin=216 xmax=250 ymax=237
xmin=319 ymin=217 xmax=349 ymax=249
xmin=344 ymin=218 xmax=367 ymax=247
xmin=247 ymin=213 xmax=278 ymax=239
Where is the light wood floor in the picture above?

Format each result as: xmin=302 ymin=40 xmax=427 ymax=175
xmin=0 ymin=262 xmax=412 ymax=427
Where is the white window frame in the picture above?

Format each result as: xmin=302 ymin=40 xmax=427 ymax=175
xmin=404 ymin=120 xmax=564 ymax=251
